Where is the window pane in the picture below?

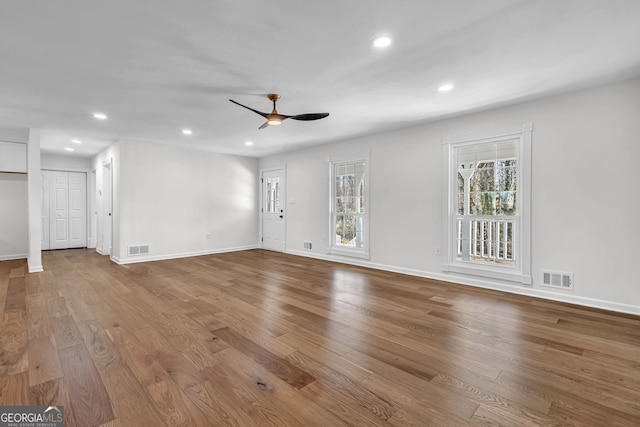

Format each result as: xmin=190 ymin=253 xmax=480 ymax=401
xmin=345 ymin=163 xmax=356 ymax=175
xmin=470 ymin=192 xmax=495 ymax=215
xmin=471 ymin=165 xmax=494 ymax=192
xmin=347 ymin=175 xmax=356 ymax=196
xmin=357 ymin=176 xmax=365 ymax=198
xmin=358 ymin=196 xmax=366 ymax=214
xmin=496 ymin=162 xmax=517 ymax=191
xmin=338 ymin=215 xmax=355 ymax=246
xmin=345 ymin=197 xmax=356 ymax=213
xmin=265 ymin=177 xmax=279 ymax=213
xmin=336 ymin=176 xmax=344 ymax=197
xmin=335 ymin=215 xmax=344 ymax=243
xmin=497 ymin=191 xmax=516 ymax=215
xmin=354 ymin=216 xmax=364 ymax=248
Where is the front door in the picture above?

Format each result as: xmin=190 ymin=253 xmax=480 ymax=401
xmin=262 ymin=169 xmax=285 ymax=252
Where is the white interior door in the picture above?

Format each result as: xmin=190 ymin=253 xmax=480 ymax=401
xmin=50 ymin=171 xmax=69 ymax=249
xmin=68 ymin=172 xmax=87 ymax=248
xmin=41 ymin=171 xmax=50 ymax=250
xmin=42 ymin=170 xmax=88 ymax=250
xmin=262 ymin=169 xmax=286 ymax=252
xmin=102 ymin=160 xmax=112 ymax=256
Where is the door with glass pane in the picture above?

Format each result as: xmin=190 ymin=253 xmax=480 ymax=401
xmin=262 ymin=169 xmax=286 ymax=252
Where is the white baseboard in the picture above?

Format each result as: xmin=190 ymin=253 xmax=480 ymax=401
xmin=28 ymin=264 xmax=44 ymax=273
xmin=285 ymin=249 xmax=640 ymax=316
xmin=112 ymin=245 xmax=260 ymax=265
xmin=0 ymin=253 xmax=27 ymax=261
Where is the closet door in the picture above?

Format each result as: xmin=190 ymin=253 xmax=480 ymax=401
xmin=50 ymin=171 xmax=70 ymax=249
xmin=44 ymin=170 xmax=88 ymax=250
xmin=68 ymin=172 xmax=87 ymax=248
xmin=41 ymin=172 xmax=50 ymax=250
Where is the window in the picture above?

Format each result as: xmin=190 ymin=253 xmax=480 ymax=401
xmin=329 ymin=154 xmax=369 ymax=258
xmin=443 ymin=124 xmax=532 ymax=284
xmin=265 ymin=176 xmax=280 ymax=213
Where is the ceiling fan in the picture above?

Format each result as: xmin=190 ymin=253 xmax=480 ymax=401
xmin=229 ymin=94 xmax=329 ymax=129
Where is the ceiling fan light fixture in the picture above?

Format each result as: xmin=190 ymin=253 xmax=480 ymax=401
xmin=267 ymin=117 xmax=282 ymax=125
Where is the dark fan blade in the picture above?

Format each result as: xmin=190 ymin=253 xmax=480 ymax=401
xmin=229 ymin=99 xmax=269 ymax=118
xmin=258 ymin=121 xmax=269 ymax=129
xmin=289 ymin=112 xmax=330 ymax=121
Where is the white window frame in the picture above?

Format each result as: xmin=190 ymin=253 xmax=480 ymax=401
xmin=442 ymin=123 xmax=532 ymax=284
xmin=328 ymin=152 xmax=370 ymax=259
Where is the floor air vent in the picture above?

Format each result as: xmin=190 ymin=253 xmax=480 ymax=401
xmin=542 ymin=270 xmax=573 ymax=290
xmin=128 ymin=245 xmax=150 ymax=256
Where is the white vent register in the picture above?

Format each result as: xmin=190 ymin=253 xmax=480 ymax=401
xmin=128 ymin=245 xmax=149 ymax=256
xmin=542 ymin=270 xmax=573 ymax=290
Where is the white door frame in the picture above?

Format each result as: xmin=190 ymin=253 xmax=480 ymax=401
xmin=88 ymin=169 xmax=97 ymax=249
xmin=41 ymin=171 xmax=50 ymax=250
xmin=260 ymin=166 xmax=286 ymax=252
xmin=41 ymin=169 xmax=88 ymax=250
xmin=101 ymin=159 xmax=113 ymax=257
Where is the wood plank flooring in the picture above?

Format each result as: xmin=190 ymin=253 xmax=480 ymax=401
xmin=1 ymin=248 xmax=639 ymax=426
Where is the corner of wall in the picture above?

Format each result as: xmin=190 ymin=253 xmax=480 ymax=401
xmin=26 ymin=128 xmax=42 ymax=273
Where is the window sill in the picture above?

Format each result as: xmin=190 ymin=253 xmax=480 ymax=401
xmin=443 ymin=263 xmax=531 ymax=285
xmin=328 ymin=247 xmax=370 ymax=260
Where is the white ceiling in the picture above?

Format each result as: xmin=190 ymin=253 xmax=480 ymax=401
xmin=1 ymin=0 xmax=640 ymax=158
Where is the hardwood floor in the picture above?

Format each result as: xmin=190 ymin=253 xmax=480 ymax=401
xmin=1 ymin=248 xmax=639 ymax=426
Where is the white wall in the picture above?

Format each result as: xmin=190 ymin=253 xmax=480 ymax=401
xmin=0 ymin=173 xmax=28 ymax=260
xmin=41 ymin=153 xmax=91 ymax=171
xmin=259 ymin=77 xmax=640 ymax=314
xmin=92 ymin=140 xmax=259 ymax=264
xmin=27 ymin=129 xmax=42 ymax=272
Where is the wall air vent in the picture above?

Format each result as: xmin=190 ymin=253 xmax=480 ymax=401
xmin=542 ymin=270 xmax=573 ymax=290
xmin=304 ymin=242 xmax=312 ymax=250
xmin=128 ymin=245 xmax=150 ymax=256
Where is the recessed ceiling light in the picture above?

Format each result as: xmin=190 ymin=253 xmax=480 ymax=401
xmin=439 ymin=83 xmax=454 ymax=92
xmin=245 ymin=141 xmax=253 ymax=146
xmin=182 ymin=129 xmax=193 ymax=135
xmin=71 ymin=139 xmax=82 ymax=144
xmin=93 ymin=112 xmax=108 ymax=120
xmin=65 ymin=147 xmax=74 ymax=152
xmin=372 ymin=36 xmax=392 ymax=48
